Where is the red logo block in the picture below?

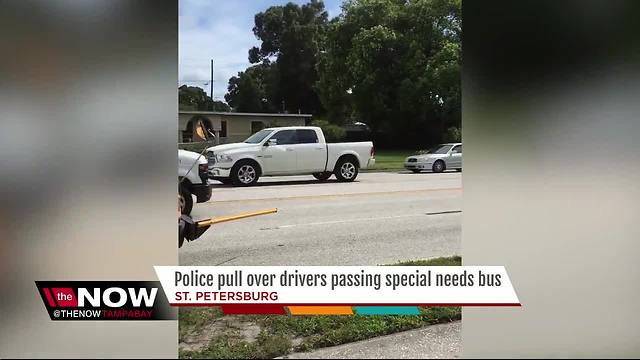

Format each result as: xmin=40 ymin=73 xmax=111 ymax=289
xmin=51 ymin=288 xmax=78 ymax=307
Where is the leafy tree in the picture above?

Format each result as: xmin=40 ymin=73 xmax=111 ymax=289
xmin=224 ymin=0 xmax=461 ymax=147
xmin=213 ymin=101 xmax=231 ymax=112
xmin=225 ymin=62 xmax=279 ymax=113
xmin=247 ymin=0 xmax=328 ymax=115
xmin=317 ymin=0 xmax=461 ymax=147
xmin=443 ymin=126 xmax=461 ymax=143
xmin=179 ymin=85 xmax=230 ymax=112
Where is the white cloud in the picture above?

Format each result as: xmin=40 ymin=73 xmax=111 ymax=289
xmin=179 ymin=0 xmax=342 ymax=103
xmin=179 ymin=0 xmax=258 ymax=101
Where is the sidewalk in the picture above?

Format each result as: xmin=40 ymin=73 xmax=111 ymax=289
xmin=279 ymin=321 xmax=461 ymax=359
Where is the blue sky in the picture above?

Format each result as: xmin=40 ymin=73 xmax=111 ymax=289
xmin=179 ymin=0 xmax=342 ymax=102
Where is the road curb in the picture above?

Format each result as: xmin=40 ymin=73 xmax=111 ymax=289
xmin=278 ymin=321 xmax=462 ymax=359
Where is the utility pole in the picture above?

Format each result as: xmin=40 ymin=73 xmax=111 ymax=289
xmin=210 ymin=59 xmax=214 ymax=110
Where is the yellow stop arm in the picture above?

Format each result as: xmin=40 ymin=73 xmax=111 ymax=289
xmin=196 ymin=208 xmax=277 ymax=227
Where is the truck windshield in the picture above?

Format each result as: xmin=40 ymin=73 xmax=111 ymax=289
xmin=244 ymin=129 xmax=273 ymax=144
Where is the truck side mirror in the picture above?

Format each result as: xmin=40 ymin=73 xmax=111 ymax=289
xmin=265 ymin=139 xmax=277 ymax=146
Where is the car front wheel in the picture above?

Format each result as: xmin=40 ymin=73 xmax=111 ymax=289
xmin=432 ymin=160 xmax=445 ymax=173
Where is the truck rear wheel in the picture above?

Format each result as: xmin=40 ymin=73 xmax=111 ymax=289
xmin=334 ymin=157 xmax=359 ymax=182
xmin=313 ymin=172 xmax=332 ymax=181
xmin=179 ymin=186 xmax=193 ymax=215
xmin=231 ymin=160 xmax=260 ymax=186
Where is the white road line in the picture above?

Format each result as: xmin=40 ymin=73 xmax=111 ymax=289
xmin=207 ymin=187 xmax=462 ymax=204
xmin=274 ymin=211 xmax=460 ymax=229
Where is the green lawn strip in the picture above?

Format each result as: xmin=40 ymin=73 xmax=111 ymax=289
xmin=370 ymin=149 xmax=415 ymax=171
xmin=254 ymin=306 xmax=460 ymax=353
xmin=393 ymin=255 xmax=461 ymax=266
xmin=180 ymin=331 xmax=291 ymax=360
xmin=179 ymin=256 xmax=461 ymax=359
xmin=179 ymin=307 xmax=224 ymax=343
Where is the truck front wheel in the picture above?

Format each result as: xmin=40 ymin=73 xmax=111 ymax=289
xmin=334 ymin=157 xmax=359 ymax=182
xmin=231 ymin=160 xmax=260 ymax=186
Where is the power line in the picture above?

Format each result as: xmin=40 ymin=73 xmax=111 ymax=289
xmin=180 ymin=57 xmax=247 ymax=64
xmin=180 ymin=63 xmax=245 ymax=70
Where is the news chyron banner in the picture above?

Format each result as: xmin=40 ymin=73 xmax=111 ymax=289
xmin=154 ymin=266 xmax=520 ymax=315
xmin=35 ymin=268 xmax=519 ymax=320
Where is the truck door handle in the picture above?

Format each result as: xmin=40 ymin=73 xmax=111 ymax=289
xmin=315 ymin=148 xmax=324 ymax=150
xmin=286 ymin=148 xmax=294 ymax=152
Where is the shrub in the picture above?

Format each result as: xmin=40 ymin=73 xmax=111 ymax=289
xmin=311 ymin=119 xmax=346 ymax=142
xmin=443 ymin=126 xmax=461 ymax=143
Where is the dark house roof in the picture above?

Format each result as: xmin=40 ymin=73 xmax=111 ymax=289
xmin=179 ymin=111 xmax=312 ymax=118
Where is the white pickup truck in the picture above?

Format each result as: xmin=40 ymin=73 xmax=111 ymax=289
xmin=207 ymin=126 xmax=375 ymax=186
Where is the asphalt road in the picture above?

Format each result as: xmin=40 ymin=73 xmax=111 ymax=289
xmin=180 ymin=171 xmax=461 ymax=266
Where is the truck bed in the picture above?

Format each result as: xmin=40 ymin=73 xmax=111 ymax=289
xmin=326 ymin=141 xmax=375 ymax=171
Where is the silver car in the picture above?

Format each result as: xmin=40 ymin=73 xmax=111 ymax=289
xmin=404 ymin=143 xmax=462 ymax=173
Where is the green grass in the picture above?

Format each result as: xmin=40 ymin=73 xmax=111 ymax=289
xmin=369 ymin=149 xmax=417 ymax=171
xmin=179 ymin=256 xmax=461 ymax=359
xmin=179 ymin=307 xmax=224 ymax=343
xmin=252 ymin=306 xmax=460 ymax=353
xmin=393 ymin=255 xmax=461 ymax=266
xmin=180 ymin=332 xmax=292 ymax=360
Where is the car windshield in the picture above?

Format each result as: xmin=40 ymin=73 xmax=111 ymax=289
xmin=244 ymin=129 xmax=273 ymax=144
xmin=425 ymin=144 xmax=453 ymax=154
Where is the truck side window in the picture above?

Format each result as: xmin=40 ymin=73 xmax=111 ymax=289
xmin=451 ymin=145 xmax=462 ymax=154
xmin=295 ymin=129 xmax=319 ymax=144
xmin=269 ymin=130 xmax=296 ymax=145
